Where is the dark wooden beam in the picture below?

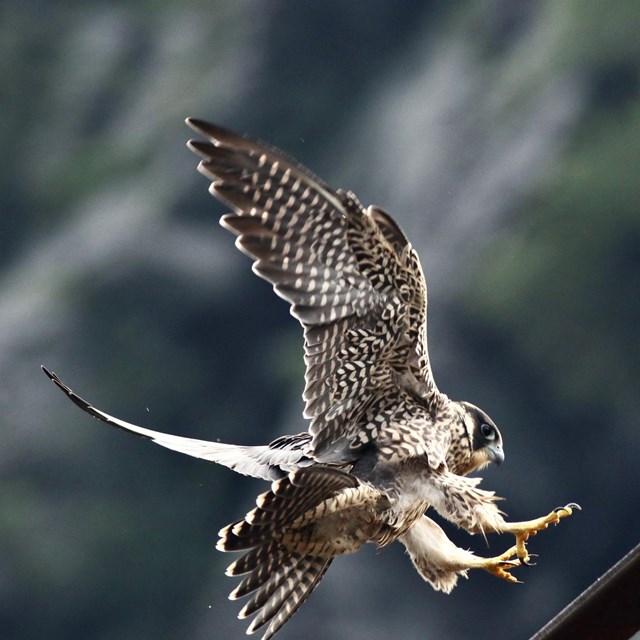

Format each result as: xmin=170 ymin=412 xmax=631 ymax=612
xmin=530 ymin=543 xmax=640 ymax=640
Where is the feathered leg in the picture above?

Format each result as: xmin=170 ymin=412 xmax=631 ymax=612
xmin=427 ymin=471 xmax=579 ymax=564
xmin=400 ymin=516 xmax=522 ymax=592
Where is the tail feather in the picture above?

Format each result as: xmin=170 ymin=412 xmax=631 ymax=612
xmin=219 ymin=466 xmax=359 ymax=638
xmin=226 ymin=541 xmax=285 ymax=577
xmin=245 ymin=554 xmax=333 ymax=639
xmin=236 ymin=550 xmax=305 ymax=610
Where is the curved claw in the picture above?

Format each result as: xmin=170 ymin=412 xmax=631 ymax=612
xmin=553 ymin=503 xmax=581 ymax=514
xmin=498 ymin=560 xmax=521 ymax=568
xmin=551 ymin=503 xmax=582 ymax=525
xmin=519 ymin=553 xmax=538 ymax=567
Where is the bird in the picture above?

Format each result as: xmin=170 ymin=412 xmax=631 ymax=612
xmin=43 ymin=118 xmax=579 ymax=640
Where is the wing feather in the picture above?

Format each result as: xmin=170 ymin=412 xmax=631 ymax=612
xmin=186 ymin=119 xmax=440 ymax=460
xmin=41 ymin=367 xmax=311 ymax=480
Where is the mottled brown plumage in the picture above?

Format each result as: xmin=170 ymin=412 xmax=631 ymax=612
xmin=42 ymin=119 xmax=579 ymax=640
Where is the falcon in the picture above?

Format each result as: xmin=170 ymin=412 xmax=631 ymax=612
xmin=43 ymin=119 xmax=579 ymax=640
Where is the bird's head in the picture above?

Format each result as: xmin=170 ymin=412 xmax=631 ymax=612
xmin=451 ymin=401 xmax=504 ymax=475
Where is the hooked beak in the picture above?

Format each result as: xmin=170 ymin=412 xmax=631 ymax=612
xmin=487 ymin=443 xmax=504 ymax=466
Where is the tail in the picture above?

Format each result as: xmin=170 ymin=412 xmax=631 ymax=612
xmin=218 ymin=467 xmax=360 ymax=639
xmin=41 ymin=366 xmax=311 ymax=480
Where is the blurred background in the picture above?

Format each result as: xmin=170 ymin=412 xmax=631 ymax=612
xmin=2 ymin=1 xmax=639 ymax=639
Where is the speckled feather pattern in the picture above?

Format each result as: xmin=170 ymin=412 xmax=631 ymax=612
xmin=183 ymin=120 xmax=509 ymax=639
xmin=42 ymin=121 xmax=568 ymax=640
xmin=187 ymin=121 xmax=439 ymax=463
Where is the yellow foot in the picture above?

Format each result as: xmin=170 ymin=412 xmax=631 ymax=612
xmin=503 ymin=503 xmax=581 ymax=564
xmin=477 ymin=545 xmax=522 ymax=584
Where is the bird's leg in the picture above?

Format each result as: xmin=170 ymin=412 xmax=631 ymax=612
xmin=426 ymin=473 xmax=581 ymax=565
xmin=400 ymin=516 xmax=526 ymax=591
xmin=497 ymin=503 xmax=581 ymax=564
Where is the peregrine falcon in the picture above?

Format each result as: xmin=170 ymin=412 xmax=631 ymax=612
xmin=43 ymin=119 xmax=579 ymax=640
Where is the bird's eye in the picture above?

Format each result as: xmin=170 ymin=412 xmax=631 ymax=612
xmin=481 ymin=423 xmax=495 ymax=440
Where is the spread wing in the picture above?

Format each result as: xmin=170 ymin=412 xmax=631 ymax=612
xmin=186 ymin=119 xmax=440 ymax=461
xmin=41 ymin=366 xmax=312 ymax=481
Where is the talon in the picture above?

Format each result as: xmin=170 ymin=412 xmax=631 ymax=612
xmin=498 ymin=502 xmax=579 ymax=573
xmin=506 ymin=500 xmax=580 ymax=544
xmin=519 ymin=554 xmax=538 ymax=567
xmin=552 ymin=503 xmax=581 ymax=523
xmin=553 ymin=502 xmax=581 ymax=515
xmin=498 ymin=560 xmax=520 ymax=568
xmin=495 ymin=568 xmax=519 ymax=583
xmin=479 ymin=545 xmax=525 ymax=584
